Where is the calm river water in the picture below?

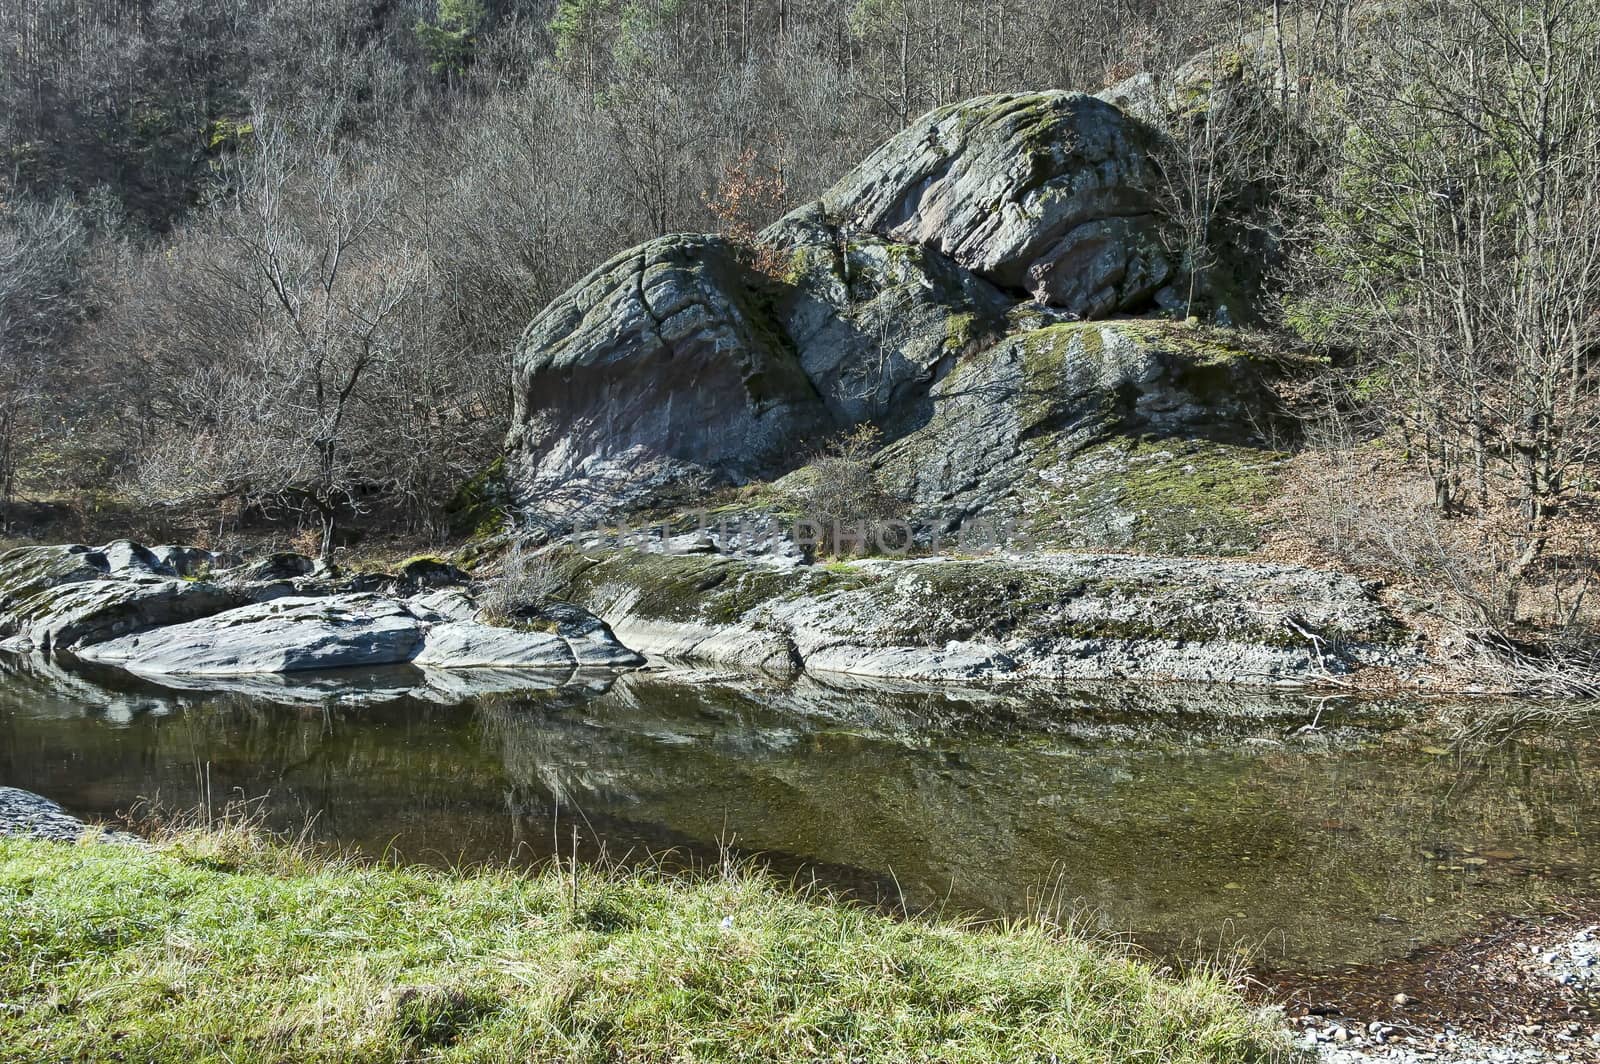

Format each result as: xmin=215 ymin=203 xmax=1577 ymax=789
xmin=3 ymin=651 xmax=1596 ymax=974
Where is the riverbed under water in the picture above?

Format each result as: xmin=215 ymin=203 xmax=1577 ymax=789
xmin=3 ymin=651 xmax=1596 ymax=975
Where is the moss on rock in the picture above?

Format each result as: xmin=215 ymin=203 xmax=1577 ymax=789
xmin=1024 ymin=436 xmax=1282 ymax=555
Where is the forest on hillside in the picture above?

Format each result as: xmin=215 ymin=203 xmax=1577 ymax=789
xmin=3 ymin=0 xmax=1599 ymax=668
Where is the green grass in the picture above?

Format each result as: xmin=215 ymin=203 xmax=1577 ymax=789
xmin=0 ymin=827 xmax=1289 ymax=1063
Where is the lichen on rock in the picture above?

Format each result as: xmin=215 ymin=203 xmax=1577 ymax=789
xmin=801 ymin=91 xmax=1174 ymax=316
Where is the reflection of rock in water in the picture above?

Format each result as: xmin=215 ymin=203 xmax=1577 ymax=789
xmin=468 ymin=671 xmax=1600 ymax=969
xmin=0 ymin=646 xmax=623 ymax=713
xmin=6 ymin=651 xmax=1598 ymax=971
xmin=472 ymin=670 xmax=1425 ymax=839
xmin=0 ymin=649 xmax=176 ymax=724
xmin=472 ymin=672 xmax=1385 ymax=918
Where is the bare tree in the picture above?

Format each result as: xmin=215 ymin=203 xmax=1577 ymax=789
xmin=0 ymin=196 xmax=87 ymax=524
xmin=1143 ymin=44 xmax=1275 ymax=319
xmin=128 ymin=110 xmax=421 ymax=557
xmin=1291 ymin=0 xmax=1600 ymax=629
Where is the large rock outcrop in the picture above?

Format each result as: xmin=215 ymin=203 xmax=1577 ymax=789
xmin=873 ymin=319 xmax=1290 ymax=554
xmin=806 ymin=92 xmax=1173 ymax=316
xmin=507 ymin=90 xmax=1186 ymax=528
xmin=761 ymin=207 xmax=1013 ymax=431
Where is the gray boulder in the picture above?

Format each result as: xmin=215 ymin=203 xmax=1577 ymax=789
xmin=406 ymin=588 xmax=480 ymax=623
xmin=149 ymin=545 xmax=230 ymax=578
xmin=531 ymin=602 xmax=648 ymax=667
xmin=507 ymin=234 xmax=834 ymax=523
xmin=224 ymin=552 xmax=318 ymax=583
xmin=411 ymin=622 xmax=579 ymax=669
xmin=78 ymin=594 xmax=426 ymax=675
xmin=394 ymin=556 xmax=469 ymax=591
xmin=806 ymin=91 xmax=1173 ymax=317
xmin=0 ymin=545 xmax=107 ymax=621
xmin=98 ymin=540 xmax=177 ymax=577
xmin=0 ymin=787 xmax=135 ymax=844
xmin=406 ymin=594 xmax=645 ymax=669
xmin=5 ymin=575 xmax=243 ymax=653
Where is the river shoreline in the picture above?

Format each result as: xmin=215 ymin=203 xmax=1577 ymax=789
xmin=0 ymin=814 xmax=1282 ymax=1063
xmin=0 ymin=536 xmax=1541 ymax=697
xmin=1258 ymin=906 xmax=1600 ymax=1063
xmin=5 ymin=788 xmax=1596 ymax=1063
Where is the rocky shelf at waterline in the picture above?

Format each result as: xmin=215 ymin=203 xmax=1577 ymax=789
xmin=0 ymin=537 xmax=1426 ymax=688
xmin=550 ymin=540 xmax=1421 ymax=686
xmin=0 ymin=542 xmax=642 ymax=678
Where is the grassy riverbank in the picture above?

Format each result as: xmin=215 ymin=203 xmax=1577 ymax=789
xmin=0 ymin=825 xmax=1288 ymax=1063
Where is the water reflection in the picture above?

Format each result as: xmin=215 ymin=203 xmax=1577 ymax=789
xmin=1 ymin=650 xmax=1596 ymax=972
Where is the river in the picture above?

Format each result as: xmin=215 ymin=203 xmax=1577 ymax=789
xmin=3 ymin=651 xmax=1596 ymax=977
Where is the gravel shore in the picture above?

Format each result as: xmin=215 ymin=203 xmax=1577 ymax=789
xmin=1293 ymin=920 xmax=1600 ymax=1064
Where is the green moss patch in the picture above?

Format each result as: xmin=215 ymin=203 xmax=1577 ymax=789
xmin=560 ymin=548 xmax=882 ymax=628
xmin=444 ymin=457 xmax=510 ymax=540
xmin=1025 ymin=437 xmax=1284 ymax=556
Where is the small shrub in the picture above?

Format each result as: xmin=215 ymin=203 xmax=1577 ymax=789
xmin=477 ymin=541 xmax=563 ymax=625
xmin=707 ymin=147 xmax=790 ymax=278
xmin=790 ymin=425 xmax=910 ymax=559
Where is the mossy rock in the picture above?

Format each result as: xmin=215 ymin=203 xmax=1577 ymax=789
xmin=558 ymin=547 xmax=874 ymax=628
xmin=445 ymin=457 xmax=511 ymax=540
xmin=0 ymin=546 xmax=106 ymax=622
xmin=1024 ymin=436 xmax=1283 ymax=555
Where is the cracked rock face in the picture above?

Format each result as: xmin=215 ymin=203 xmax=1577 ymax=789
xmin=507 ymin=225 xmax=1019 ymax=527
xmin=762 ymin=206 xmax=1013 ymax=432
xmin=810 ymin=91 xmax=1172 ymax=316
xmin=873 ymin=320 xmax=1279 ymax=547
xmin=507 ymin=234 xmax=833 ymax=524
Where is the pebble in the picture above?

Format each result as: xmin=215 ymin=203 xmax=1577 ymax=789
xmin=1307 ymin=946 xmax=1600 ymax=1064
xmin=1313 ymin=1032 xmax=1576 ymax=1064
xmin=1522 ymin=925 xmax=1600 ymax=991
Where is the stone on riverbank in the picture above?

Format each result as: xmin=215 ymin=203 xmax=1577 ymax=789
xmin=76 ymin=594 xmax=428 ymax=675
xmin=75 ymin=592 xmax=642 ymax=676
xmin=0 ymin=543 xmax=642 ymax=679
xmin=0 ymin=787 xmax=133 ymax=844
